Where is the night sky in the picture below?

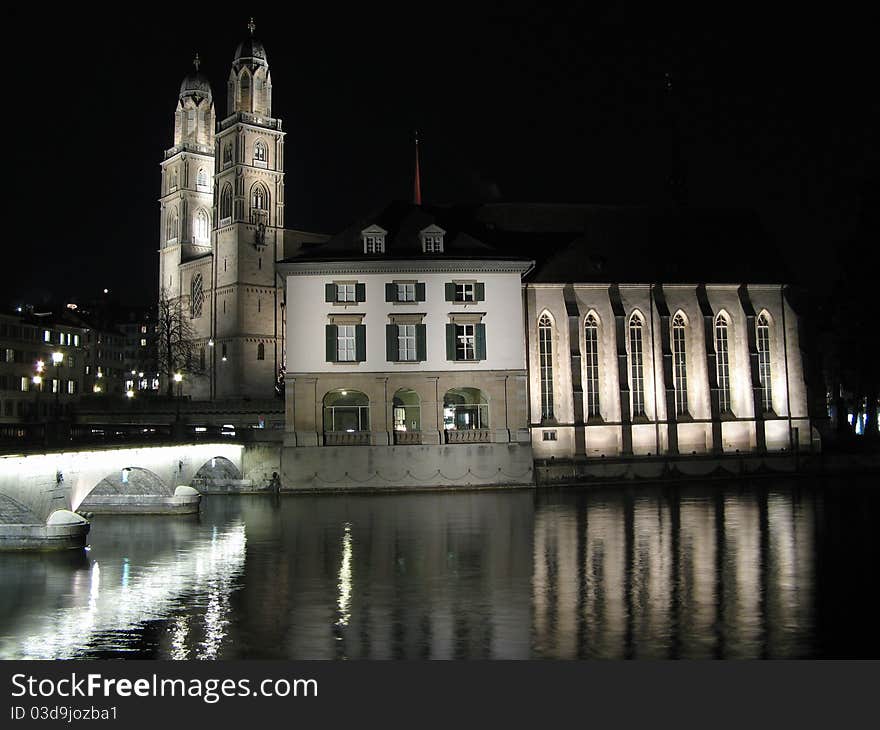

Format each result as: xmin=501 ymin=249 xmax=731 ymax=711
xmin=7 ymin=6 xmax=877 ymax=308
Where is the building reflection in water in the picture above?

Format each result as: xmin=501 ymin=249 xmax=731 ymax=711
xmin=532 ymin=484 xmax=816 ymax=659
xmin=0 ymin=482 xmax=833 ymax=659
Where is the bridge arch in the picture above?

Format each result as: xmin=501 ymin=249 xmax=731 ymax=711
xmin=84 ymin=467 xmax=173 ymax=501
xmin=191 ymin=456 xmax=243 ymax=490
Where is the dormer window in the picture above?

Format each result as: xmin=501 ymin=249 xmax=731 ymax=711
xmin=420 ymin=225 xmax=446 ymax=253
xmin=361 ymin=225 xmax=387 ymax=254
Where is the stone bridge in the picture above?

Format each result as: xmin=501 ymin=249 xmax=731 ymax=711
xmin=0 ymin=442 xmax=279 ymax=523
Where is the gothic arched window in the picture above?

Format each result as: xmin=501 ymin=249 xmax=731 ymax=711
xmin=194 ymin=208 xmax=210 ymax=242
xmin=584 ymin=313 xmax=601 ymax=418
xmin=240 ymin=70 xmax=252 ymax=111
xmin=197 ymin=168 xmax=208 ymax=188
xmin=220 ymin=184 xmax=233 ymax=222
xmin=190 ymin=273 xmax=204 ymax=319
xmin=629 ymin=313 xmax=645 ymax=417
xmin=757 ymin=312 xmax=772 ymax=412
xmin=672 ymin=313 xmax=688 ymax=415
xmin=538 ymin=313 xmax=554 ymax=421
xmin=165 ymin=207 xmax=179 ymax=243
xmin=251 ymin=184 xmax=266 ymax=210
xmin=257 ymin=342 xmax=265 ymax=361
xmin=222 ymin=143 xmax=232 ymax=166
xmin=253 ymin=141 xmax=267 ymax=165
xmin=715 ymin=313 xmax=732 ymax=413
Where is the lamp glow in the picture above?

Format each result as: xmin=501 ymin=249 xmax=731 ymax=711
xmin=51 ymin=352 xmax=63 ymax=365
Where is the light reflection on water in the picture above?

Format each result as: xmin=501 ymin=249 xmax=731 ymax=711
xmin=0 ymin=478 xmax=876 ymax=659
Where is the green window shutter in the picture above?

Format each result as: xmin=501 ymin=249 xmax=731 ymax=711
xmin=385 ymin=283 xmax=396 ymax=302
xmin=475 ymin=282 xmax=485 ymax=301
xmin=446 ymin=323 xmax=456 ymax=360
xmin=355 ymin=283 xmax=366 ymax=302
xmin=355 ymin=324 xmax=366 ymax=361
xmin=476 ymin=323 xmax=487 ymax=360
xmin=445 ymin=282 xmax=455 ymax=301
xmin=325 ymin=324 xmax=337 ymax=362
xmin=416 ymin=324 xmax=427 ymax=361
xmin=386 ymin=324 xmax=398 ymax=361
xmin=325 ymin=283 xmax=335 ymax=302
xmin=415 ymin=282 xmax=426 ymax=301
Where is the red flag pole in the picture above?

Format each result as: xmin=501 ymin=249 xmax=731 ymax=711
xmin=413 ymin=131 xmax=422 ymax=205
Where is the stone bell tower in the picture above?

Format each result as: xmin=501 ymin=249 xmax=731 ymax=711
xmin=212 ymin=18 xmax=286 ymax=399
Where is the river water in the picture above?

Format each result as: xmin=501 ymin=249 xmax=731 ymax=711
xmin=1 ymin=476 xmax=877 ymax=659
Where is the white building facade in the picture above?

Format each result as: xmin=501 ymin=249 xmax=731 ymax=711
xmin=278 ymin=205 xmax=535 ymax=488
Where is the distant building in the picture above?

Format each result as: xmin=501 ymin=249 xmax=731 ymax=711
xmin=0 ymin=310 xmax=87 ymax=427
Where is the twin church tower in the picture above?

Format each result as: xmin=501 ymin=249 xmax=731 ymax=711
xmin=159 ymin=20 xmax=303 ymax=401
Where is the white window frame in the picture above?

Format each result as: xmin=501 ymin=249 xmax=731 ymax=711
xmin=715 ymin=314 xmax=732 ymax=413
xmin=336 ymin=283 xmax=356 ymax=303
xmin=337 ymin=325 xmax=356 ymax=362
xmin=397 ymin=324 xmax=417 ymax=362
xmin=364 ymin=235 xmax=385 ymax=254
xmin=538 ymin=314 xmax=554 ymax=421
xmin=455 ymin=283 xmax=475 ymax=302
xmin=672 ymin=313 xmax=688 ymax=416
xmin=455 ymin=323 xmax=476 ymax=361
xmin=397 ymin=283 xmax=416 ymax=302
xmin=629 ymin=314 xmax=645 ymax=417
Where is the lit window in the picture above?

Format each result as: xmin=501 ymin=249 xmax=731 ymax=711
xmin=455 ymin=324 xmax=476 ymax=361
xmin=20 ymin=377 xmax=29 ymax=392
xmin=67 ymin=381 xmax=76 ymax=395
xmin=584 ymin=313 xmax=600 ymax=418
xmin=397 ymin=325 xmax=417 ymax=361
xmin=336 ymin=283 xmax=356 ymax=302
xmin=73 ymin=335 xmax=80 ymax=347
xmin=195 ymin=208 xmax=210 ymax=242
xmin=715 ymin=314 xmax=732 ymax=413
xmin=397 ymin=283 xmax=416 ymax=302
xmin=455 ymin=283 xmax=475 ymax=302
xmin=337 ymin=325 xmax=356 ymax=362
xmin=757 ymin=313 xmax=772 ymax=412
xmin=672 ymin=313 xmax=688 ymax=416
xmin=538 ymin=313 xmax=554 ymax=421
xmin=43 ymin=330 xmax=50 ymax=343
xmin=629 ymin=314 xmax=645 ymax=417
xmin=140 ymin=339 xmax=147 ymax=347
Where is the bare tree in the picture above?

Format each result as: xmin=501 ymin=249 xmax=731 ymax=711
xmin=156 ymin=287 xmax=205 ymax=397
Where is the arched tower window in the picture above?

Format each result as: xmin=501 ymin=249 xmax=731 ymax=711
xmin=250 ymin=183 xmax=269 ymax=225
xmin=220 ymin=184 xmax=233 ymax=222
xmin=253 ymin=140 xmax=267 ymax=166
xmin=169 ymin=168 xmax=178 ymax=192
xmin=194 ymin=209 xmax=210 ymax=242
xmin=222 ymin=142 xmax=233 ymax=168
xmin=715 ymin=313 xmax=732 ymax=413
xmin=165 ymin=207 xmax=179 ymax=243
xmin=672 ymin=313 xmax=688 ymax=415
xmin=629 ymin=313 xmax=645 ymax=417
xmin=190 ymin=273 xmax=204 ymax=319
xmin=757 ymin=312 xmax=772 ymax=412
xmin=197 ymin=168 xmax=208 ymax=188
xmin=257 ymin=342 xmax=265 ymax=361
xmin=584 ymin=313 xmax=601 ymax=418
xmin=240 ymin=70 xmax=252 ymax=112
xmin=538 ymin=313 xmax=554 ymax=421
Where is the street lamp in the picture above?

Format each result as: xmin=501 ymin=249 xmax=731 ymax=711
xmin=173 ymin=372 xmax=184 ymax=424
xmin=51 ymin=352 xmax=63 ymax=421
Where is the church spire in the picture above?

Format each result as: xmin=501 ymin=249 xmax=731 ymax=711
xmin=413 ymin=131 xmax=422 ymax=206
xmin=193 ymin=53 xmax=200 ymax=71
xmin=248 ymin=17 xmax=256 ymax=35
